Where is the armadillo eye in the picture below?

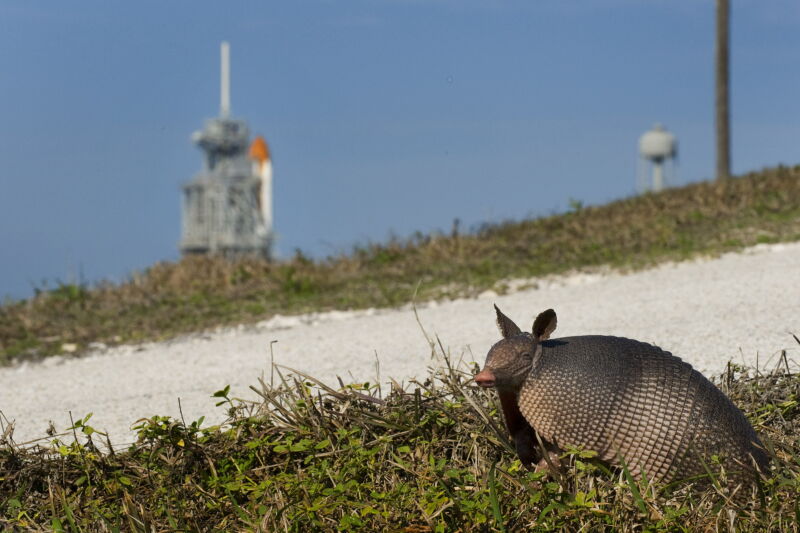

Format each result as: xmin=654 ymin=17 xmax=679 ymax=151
xmin=522 ymin=352 xmax=532 ymax=359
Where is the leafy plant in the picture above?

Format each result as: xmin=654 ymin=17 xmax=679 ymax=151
xmin=1 ymin=355 xmax=798 ymax=531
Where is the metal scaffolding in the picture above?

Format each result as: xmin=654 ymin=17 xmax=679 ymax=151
xmin=180 ymin=42 xmax=273 ymax=259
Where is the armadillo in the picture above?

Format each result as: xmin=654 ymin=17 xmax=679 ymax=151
xmin=474 ymin=306 xmax=768 ymax=483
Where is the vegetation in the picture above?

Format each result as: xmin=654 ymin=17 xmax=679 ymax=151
xmin=1 ymin=165 xmax=799 ymax=529
xmin=2 ymin=164 xmax=800 ymax=364
xmin=1 ymin=350 xmax=798 ymax=531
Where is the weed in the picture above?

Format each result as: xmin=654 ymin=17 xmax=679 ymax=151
xmin=1 ymin=356 xmax=796 ymax=530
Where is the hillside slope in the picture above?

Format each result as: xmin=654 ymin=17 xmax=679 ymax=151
xmin=1 ymin=239 xmax=798 ymax=447
xmin=2 ymin=164 xmax=799 ymax=364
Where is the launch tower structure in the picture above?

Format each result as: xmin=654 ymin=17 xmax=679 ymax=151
xmin=180 ymin=42 xmax=274 ymax=259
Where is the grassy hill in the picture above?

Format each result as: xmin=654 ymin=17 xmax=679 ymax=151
xmin=1 ymin=165 xmax=800 ymax=530
xmin=3 ymin=164 xmax=800 ymax=364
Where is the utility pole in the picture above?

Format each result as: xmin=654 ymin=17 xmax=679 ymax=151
xmin=715 ymin=0 xmax=730 ymax=181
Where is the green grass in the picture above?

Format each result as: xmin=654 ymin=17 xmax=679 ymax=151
xmin=1 ymin=355 xmax=797 ymax=531
xmin=2 ymin=164 xmax=800 ymax=364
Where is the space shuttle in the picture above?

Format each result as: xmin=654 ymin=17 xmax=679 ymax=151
xmin=249 ymin=135 xmax=273 ymax=236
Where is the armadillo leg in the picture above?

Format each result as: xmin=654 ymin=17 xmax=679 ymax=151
xmin=499 ymin=391 xmax=540 ymax=468
xmin=513 ymin=424 xmax=538 ymax=468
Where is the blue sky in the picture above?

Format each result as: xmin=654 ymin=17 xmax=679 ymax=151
xmin=1 ymin=1 xmax=798 ymax=299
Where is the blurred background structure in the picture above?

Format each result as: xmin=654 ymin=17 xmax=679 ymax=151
xmin=638 ymin=124 xmax=678 ymax=193
xmin=181 ymin=42 xmax=274 ymax=259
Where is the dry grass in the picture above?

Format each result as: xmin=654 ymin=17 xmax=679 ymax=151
xmin=2 ymin=164 xmax=800 ymax=365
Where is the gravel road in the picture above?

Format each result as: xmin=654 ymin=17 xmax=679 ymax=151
xmin=2 ymin=242 xmax=798 ymax=447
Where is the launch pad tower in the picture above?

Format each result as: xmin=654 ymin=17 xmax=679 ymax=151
xmin=180 ymin=42 xmax=274 ymax=259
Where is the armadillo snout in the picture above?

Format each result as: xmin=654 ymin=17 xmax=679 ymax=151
xmin=474 ymin=369 xmax=496 ymax=388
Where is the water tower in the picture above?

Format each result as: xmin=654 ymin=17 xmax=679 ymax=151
xmin=637 ymin=123 xmax=678 ymax=192
xmin=180 ymin=42 xmax=274 ymax=259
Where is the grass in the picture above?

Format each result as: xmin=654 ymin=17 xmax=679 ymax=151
xmin=0 ymin=349 xmax=797 ymax=531
xmin=2 ymin=164 xmax=800 ymax=364
xmin=2 ymin=163 xmax=800 ymax=529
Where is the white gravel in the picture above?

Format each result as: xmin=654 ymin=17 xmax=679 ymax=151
xmin=2 ymin=242 xmax=799 ymax=448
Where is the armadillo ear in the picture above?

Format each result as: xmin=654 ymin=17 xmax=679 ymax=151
xmin=494 ymin=305 xmax=522 ymax=338
xmin=532 ymin=309 xmax=557 ymax=341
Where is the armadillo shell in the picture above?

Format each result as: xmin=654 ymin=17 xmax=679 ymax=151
xmin=517 ymin=336 xmax=768 ymax=483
